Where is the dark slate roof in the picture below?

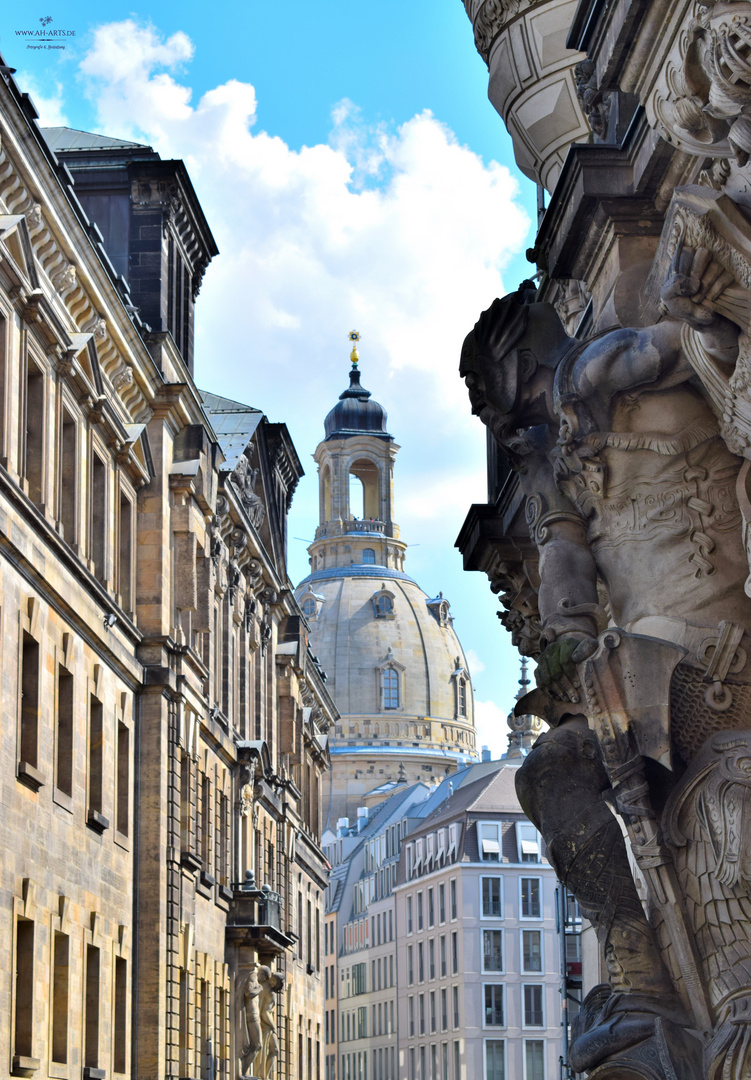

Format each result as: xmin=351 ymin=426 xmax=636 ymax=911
xmin=199 ymin=391 xmax=263 ymax=472
xmin=42 ymin=126 xmax=151 ymax=152
xmin=324 ymin=365 xmax=392 ymax=441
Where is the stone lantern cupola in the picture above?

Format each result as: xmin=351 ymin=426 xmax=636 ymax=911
xmin=309 ymin=337 xmax=407 ymax=576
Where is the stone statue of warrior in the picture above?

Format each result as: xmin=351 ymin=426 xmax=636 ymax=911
xmin=461 ymin=247 xmax=751 ymax=1078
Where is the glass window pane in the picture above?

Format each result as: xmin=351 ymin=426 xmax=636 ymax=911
xmin=485 ymin=1041 xmax=504 ymax=1080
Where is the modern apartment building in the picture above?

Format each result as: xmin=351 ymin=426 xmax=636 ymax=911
xmin=324 ymin=752 xmax=567 ymax=1080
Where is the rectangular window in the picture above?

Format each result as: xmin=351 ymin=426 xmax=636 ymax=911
xmin=428 ymin=888 xmax=435 ymax=927
xmin=523 ymin=985 xmax=544 ymax=1028
xmin=352 ymin=963 xmax=367 ymax=995
xmin=14 ymin=917 xmax=34 ymax=1059
xmin=450 ymin=880 xmax=457 ymax=921
xmin=451 ymin=932 xmax=458 ymax=975
xmin=114 ymin=956 xmax=127 ymax=1073
xmin=521 ymin=879 xmax=541 ymax=919
xmin=429 ymin=939 xmax=435 ymax=980
xmin=117 ymin=720 xmax=129 ymax=835
xmin=482 ymin=878 xmax=502 ymax=918
xmin=517 ymin=823 xmax=541 ymax=863
xmin=118 ymin=492 xmax=133 ymax=613
xmin=408 ymin=945 xmax=414 ymax=986
xmin=409 ymin=996 xmax=415 ymax=1037
xmin=56 ymin=665 xmax=74 ymax=797
xmin=91 ymin=453 xmax=107 ymax=582
xmin=418 ymin=892 xmax=424 ymax=931
xmin=85 ymin=944 xmax=100 ymax=1070
xmin=482 ymin=930 xmax=503 ymax=973
xmin=20 ymin=631 xmax=40 ymax=772
xmin=442 ymin=1044 xmax=448 ymax=1080
xmin=440 ymin=935 xmax=446 ymax=977
xmin=410 ymin=1049 xmax=415 ymax=1080
xmin=418 ymin=942 xmax=424 ymax=982
xmin=25 ymin=359 xmax=44 ymax=506
xmin=439 ymin=884 xmax=446 ymax=924
xmin=88 ymin=694 xmax=104 ymax=818
xmin=407 ymin=896 xmax=413 ymax=934
xmin=484 ymin=985 xmax=504 ymax=1027
xmin=480 ymin=824 xmax=501 ymax=862
xmin=52 ymin=930 xmax=69 ymax=1063
xmin=441 ymin=988 xmax=448 ymax=1031
xmin=200 ymin=979 xmax=211 ymax=1079
xmin=524 ymin=1041 xmax=545 ymax=1080
xmin=485 ymin=1041 xmax=505 ymax=1080
xmin=522 ymin=931 xmax=542 ymax=973
xmin=419 ymin=994 xmax=425 ymax=1036
xmin=358 ymin=1007 xmax=367 ymax=1038
xmin=454 ymin=1042 xmax=461 ymax=1080
xmin=431 ymin=1044 xmax=437 ymax=1080
xmin=453 ymin=986 xmax=459 ymax=1029
xmin=430 ymin=991 xmax=436 ymax=1033
xmin=60 ymin=407 xmax=77 ymax=545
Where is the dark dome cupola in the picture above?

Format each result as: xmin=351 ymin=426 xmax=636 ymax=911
xmin=323 ymin=333 xmax=392 ymax=441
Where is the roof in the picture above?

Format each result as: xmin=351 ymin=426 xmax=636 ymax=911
xmin=410 ymin=762 xmax=523 ymax=836
xmin=324 ymin=365 xmax=392 ymax=442
xmin=200 ymin=391 xmax=263 ymax=472
xmin=42 ymin=126 xmax=152 ymax=152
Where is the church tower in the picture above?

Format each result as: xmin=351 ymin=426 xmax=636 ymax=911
xmin=296 ymin=338 xmax=478 ymax=825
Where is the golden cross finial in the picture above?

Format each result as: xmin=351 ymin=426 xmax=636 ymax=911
xmin=348 ymin=330 xmax=360 ymax=367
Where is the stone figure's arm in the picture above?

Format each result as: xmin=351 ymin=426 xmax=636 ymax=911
xmin=574 ymin=245 xmax=739 ymax=408
xmin=521 ymin=456 xmax=601 ymax=701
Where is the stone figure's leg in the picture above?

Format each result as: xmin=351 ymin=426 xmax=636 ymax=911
xmin=516 ymin=717 xmax=692 ymax=1074
xmin=663 ymin=726 xmax=751 ymax=1080
xmin=517 ymin=716 xmax=675 ymax=995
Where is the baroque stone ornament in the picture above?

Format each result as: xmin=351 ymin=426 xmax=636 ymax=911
xmin=460 ymin=210 xmax=751 ymax=1077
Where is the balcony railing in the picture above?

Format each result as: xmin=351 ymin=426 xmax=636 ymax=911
xmin=314 ymin=519 xmax=386 ymax=540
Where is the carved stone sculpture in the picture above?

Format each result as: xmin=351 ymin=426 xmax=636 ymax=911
xmin=460 ymin=221 xmax=751 ymax=1077
xmin=237 ymin=964 xmax=262 ymax=1079
xmin=257 ymin=965 xmax=284 ymax=1080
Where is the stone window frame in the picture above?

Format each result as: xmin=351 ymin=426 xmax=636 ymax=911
xmin=370 ymin=585 xmax=396 ymax=620
xmin=484 ymin=1038 xmax=506 ymax=1080
xmin=299 ymin=589 xmax=325 ymax=622
xmin=375 ymin=651 xmax=406 ymax=712
xmin=451 ymin=662 xmax=470 ymax=720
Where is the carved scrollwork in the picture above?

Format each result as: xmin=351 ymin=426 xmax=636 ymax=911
xmin=462 ymin=0 xmax=524 ymax=63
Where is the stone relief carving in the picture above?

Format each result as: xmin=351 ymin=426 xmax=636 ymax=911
xmin=233 ymin=452 xmax=266 ymax=529
xmin=649 ymin=0 xmax=751 ymax=162
xmin=574 ymin=59 xmax=612 ymax=140
xmin=460 ymin=210 xmax=751 ymax=1075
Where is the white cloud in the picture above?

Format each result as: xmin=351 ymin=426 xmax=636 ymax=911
xmin=473 ymin=698 xmax=510 ymax=760
xmin=18 ymin=73 xmax=69 ymax=127
xmin=464 ymin=649 xmax=485 ymax=677
xmin=73 ymin=19 xmax=532 ymax=702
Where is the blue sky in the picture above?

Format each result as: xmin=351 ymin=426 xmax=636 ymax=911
xmin=0 ymin=1 xmax=538 ymax=755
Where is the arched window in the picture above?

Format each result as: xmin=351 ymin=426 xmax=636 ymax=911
xmin=457 ymin=678 xmax=467 ymax=717
xmin=302 ymin=598 xmax=316 ymax=617
xmin=375 ymin=594 xmax=393 ymax=616
xmin=362 ymin=548 xmax=376 ymax=564
xmin=381 ymin=668 xmax=400 ymax=710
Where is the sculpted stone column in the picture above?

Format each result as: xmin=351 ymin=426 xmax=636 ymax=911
xmin=460 ymin=219 xmax=751 ymax=1076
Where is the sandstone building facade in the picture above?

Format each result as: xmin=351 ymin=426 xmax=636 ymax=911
xmin=0 ymin=63 xmax=332 ymax=1080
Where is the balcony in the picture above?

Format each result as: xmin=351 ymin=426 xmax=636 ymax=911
xmin=226 ymin=877 xmax=293 ymax=955
xmin=314 ymin=519 xmax=386 ymax=540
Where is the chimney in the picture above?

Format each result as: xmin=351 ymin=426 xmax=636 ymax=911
xmin=482 ymin=745 xmax=491 ymax=762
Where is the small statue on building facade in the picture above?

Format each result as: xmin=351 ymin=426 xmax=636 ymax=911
xmin=237 ymin=964 xmax=263 ymax=1079
xmin=257 ymin=965 xmax=285 ymax=1080
xmin=461 ymin=222 xmax=751 ymax=1079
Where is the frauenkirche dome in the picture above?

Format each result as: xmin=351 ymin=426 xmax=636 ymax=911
xmin=295 ymin=346 xmax=478 ymax=824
